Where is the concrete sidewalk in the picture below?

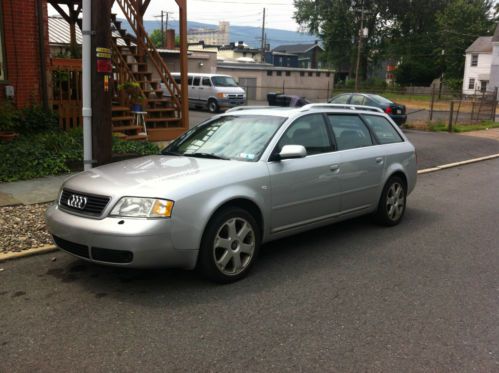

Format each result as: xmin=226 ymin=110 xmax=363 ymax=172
xmin=0 ymin=173 xmax=75 ymax=207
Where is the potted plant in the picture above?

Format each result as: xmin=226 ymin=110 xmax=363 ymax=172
xmin=129 ymin=83 xmax=145 ymax=112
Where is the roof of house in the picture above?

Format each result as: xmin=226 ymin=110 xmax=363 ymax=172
xmin=273 ymin=43 xmax=324 ymax=54
xmin=49 ymin=16 xmax=127 ymax=46
xmin=465 ymin=36 xmax=493 ymax=53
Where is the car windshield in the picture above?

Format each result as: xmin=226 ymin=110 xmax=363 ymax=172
xmin=370 ymin=94 xmax=393 ymax=105
xmin=211 ymin=76 xmax=238 ymax=87
xmin=163 ymin=115 xmax=286 ymax=162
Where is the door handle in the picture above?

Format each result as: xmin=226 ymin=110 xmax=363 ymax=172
xmin=375 ymin=157 xmax=384 ymax=164
xmin=329 ymin=164 xmax=340 ymax=172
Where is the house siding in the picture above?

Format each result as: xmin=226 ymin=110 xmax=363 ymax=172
xmin=0 ymin=0 xmax=49 ymax=107
xmin=462 ymin=52 xmax=492 ymax=95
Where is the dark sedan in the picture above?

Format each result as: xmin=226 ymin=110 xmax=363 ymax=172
xmin=328 ymin=93 xmax=407 ymax=125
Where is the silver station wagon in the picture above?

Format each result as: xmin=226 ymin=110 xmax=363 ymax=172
xmin=46 ymin=104 xmax=417 ymax=283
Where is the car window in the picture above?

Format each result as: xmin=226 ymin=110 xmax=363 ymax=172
xmin=165 ymin=115 xmax=286 ymax=162
xmin=363 ymin=115 xmax=403 ymax=144
xmin=330 ymin=94 xmax=350 ymax=104
xmin=202 ymin=77 xmax=211 ymax=86
xmin=187 ymin=76 xmax=193 ymax=85
xmin=327 ymin=114 xmax=373 ymax=150
xmin=350 ymin=94 xmax=365 ymax=105
xmin=364 ymin=97 xmax=377 ymax=106
xmin=193 ymin=77 xmax=201 ymax=86
xmin=277 ymin=114 xmax=331 ymax=155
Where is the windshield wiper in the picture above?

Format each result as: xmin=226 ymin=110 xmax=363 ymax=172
xmin=186 ymin=152 xmax=229 ymax=160
xmin=162 ymin=150 xmax=181 ymax=156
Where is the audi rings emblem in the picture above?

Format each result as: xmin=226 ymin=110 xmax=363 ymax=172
xmin=67 ymin=194 xmax=88 ymax=210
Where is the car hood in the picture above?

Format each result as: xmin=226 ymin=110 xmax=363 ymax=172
xmin=62 ymin=155 xmax=255 ymax=200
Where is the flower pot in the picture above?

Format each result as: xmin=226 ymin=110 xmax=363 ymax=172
xmin=131 ymin=103 xmax=143 ymax=112
xmin=0 ymin=131 xmax=18 ymax=142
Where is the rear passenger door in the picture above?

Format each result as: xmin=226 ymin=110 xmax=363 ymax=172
xmin=191 ymin=76 xmax=202 ymax=103
xmin=199 ymin=77 xmax=213 ymax=104
xmin=326 ymin=114 xmax=386 ymax=214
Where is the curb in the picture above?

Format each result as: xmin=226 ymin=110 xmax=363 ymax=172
xmin=418 ymin=153 xmax=499 ymax=174
xmin=0 ymin=245 xmax=57 ymax=263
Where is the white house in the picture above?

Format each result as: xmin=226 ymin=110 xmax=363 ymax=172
xmin=462 ymin=36 xmax=493 ymax=95
xmin=463 ymin=24 xmax=499 ymax=96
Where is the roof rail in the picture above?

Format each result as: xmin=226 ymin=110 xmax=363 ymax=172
xmin=300 ymin=103 xmax=385 ymax=113
xmin=225 ymin=106 xmax=270 ymax=113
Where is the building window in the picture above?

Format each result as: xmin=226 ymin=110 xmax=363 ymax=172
xmin=326 ymin=72 xmax=331 ymax=77
xmin=267 ymin=71 xmax=273 ymax=76
xmin=277 ymin=71 xmax=282 ymax=76
xmin=300 ymin=71 xmax=305 ymax=77
xmin=316 ymin=72 xmax=321 ymax=77
xmin=285 ymin=71 xmax=291 ymax=76
xmin=468 ymin=78 xmax=475 ymax=90
xmin=471 ymin=54 xmax=478 ymax=67
xmin=308 ymin=72 xmax=313 ymax=77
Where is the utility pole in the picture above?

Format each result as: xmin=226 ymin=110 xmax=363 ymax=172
xmin=354 ymin=0 xmax=367 ymax=92
xmin=154 ymin=11 xmax=173 ymax=48
xmin=260 ymin=8 xmax=266 ymax=62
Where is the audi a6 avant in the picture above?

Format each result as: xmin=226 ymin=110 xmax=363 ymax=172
xmin=46 ymin=104 xmax=417 ymax=283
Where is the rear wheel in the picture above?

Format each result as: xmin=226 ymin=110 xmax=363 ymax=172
xmin=374 ymin=176 xmax=407 ymax=226
xmin=198 ymin=207 xmax=260 ymax=283
xmin=207 ymin=99 xmax=219 ymax=113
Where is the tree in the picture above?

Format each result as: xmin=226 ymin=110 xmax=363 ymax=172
xmin=436 ymin=0 xmax=494 ymax=79
xmin=150 ymin=29 xmax=164 ymax=48
xmin=293 ymin=0 xmax=496 ymax=86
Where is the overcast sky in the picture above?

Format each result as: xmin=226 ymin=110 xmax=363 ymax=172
xmin=49 ymin=0 xmax=301 ymax=32
xmin=136 ymin=0 xmax=300 ymax=31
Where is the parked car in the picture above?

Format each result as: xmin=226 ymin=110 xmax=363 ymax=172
xmin=267 ymin=93 xmax=310 ymax=107
xmin=46 ymin=104 xmax=417 ymax=283
xmin=162 ymin=73 xmax=246 ymax=113
xmin=328 ymin=93 xmax=407 ymax=125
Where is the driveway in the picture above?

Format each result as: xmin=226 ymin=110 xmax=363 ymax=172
xmin=1 ymin=159 xmax=498 ymax=371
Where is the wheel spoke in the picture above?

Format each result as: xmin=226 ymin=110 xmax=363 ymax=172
xmin=232 ymin=253 xmax=242 ymax=272
xmin=240 ymin=242 xmax=254 ymax=255
xmin=215 ymin=237 xmax=231 ymax=250
xmin=216 ymin=250 xmax=232 ymax=270
xmin=237 ymin=222 xmax=251 ymax=241
xmin=227 ymin=219 xmax=238 ymax=240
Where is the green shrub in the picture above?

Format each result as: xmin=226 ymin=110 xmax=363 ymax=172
xmin=15 ymin=105 xmax=59 ymax=134
xmin=0 ymin=128 xmax=160 ymax=182
xmin=0 ymin=101 xmax=19 ymax=132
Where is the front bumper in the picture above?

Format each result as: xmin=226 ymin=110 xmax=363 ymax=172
xmin=218 ymin=98 xmax=246 ymax=109
xmin=45 ymin=204 xmax=198 ymax=269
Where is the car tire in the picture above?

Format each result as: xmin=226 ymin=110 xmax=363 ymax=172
xmin=198 ymin=207 xmax=260 ymax=284
xmin=374 ymin=176 xmax=407 ymax=226
xmin=207 ymin=99 xmax=219 ymax=113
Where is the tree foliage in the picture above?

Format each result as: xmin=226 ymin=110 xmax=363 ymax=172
xmin=293 ymin=0 xmax=495 ymax=85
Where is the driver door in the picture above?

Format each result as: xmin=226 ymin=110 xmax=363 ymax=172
xmin=267 ymin=114 xmax=342 ymax=234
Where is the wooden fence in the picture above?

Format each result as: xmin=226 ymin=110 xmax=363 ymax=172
xmin=49 ymin=58 xmax=82 ymax=130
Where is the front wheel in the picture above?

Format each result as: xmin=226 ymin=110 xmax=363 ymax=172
xmin=198 ymin=207 xmax=260 ymax=283
xmin=207 ymin=99 xmax=219 ymax=113
xmin=374 ymin=176 xmax=407 ymax=226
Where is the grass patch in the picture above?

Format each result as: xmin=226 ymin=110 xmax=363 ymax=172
xmin=428 ymin=120 xmax=499 ymax=133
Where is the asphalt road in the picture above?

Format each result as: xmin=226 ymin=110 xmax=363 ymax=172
xmin=1 ymin=159 xmax=498 ymax=372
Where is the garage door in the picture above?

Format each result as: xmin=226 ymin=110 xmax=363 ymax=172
xmin=239 ymin=77 xmax=257 ymax=100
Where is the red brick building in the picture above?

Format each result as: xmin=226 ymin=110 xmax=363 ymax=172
xmin=0 ymin=0 xmax=49 ymax=108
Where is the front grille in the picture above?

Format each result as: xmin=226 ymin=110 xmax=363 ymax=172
xmin=59 ymin=189 xmax=111 ymax=217
xmin=53 ymin=236 xmax=90 ymax=258
xmin=228 ymin=94 xmax=244 ymax=99
xmin=91 ymin=247 xmax=133 ymax=264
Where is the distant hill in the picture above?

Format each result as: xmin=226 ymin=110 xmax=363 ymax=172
xmin=121 ymin=19 xmax=318 ymax=49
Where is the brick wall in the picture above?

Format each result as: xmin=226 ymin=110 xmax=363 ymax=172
xmin=0 ymin=0 xmax=49 ymax=108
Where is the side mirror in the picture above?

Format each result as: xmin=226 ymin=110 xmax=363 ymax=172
xmin=279 ymin=145 xmax=307 ymax=160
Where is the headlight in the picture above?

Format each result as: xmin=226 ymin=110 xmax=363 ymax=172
xmin=110 ymin=197 xmax=174 ymax=218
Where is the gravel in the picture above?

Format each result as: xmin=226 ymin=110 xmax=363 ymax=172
xmin=0 ymin=202 xmax=54 ymax=254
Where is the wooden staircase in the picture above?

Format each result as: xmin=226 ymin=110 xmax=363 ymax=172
xmin=111 ymin=0 xmax=186 ymax=141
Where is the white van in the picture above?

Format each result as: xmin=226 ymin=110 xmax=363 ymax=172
xmin=163 ymin=73 xmax=246 ymax=113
